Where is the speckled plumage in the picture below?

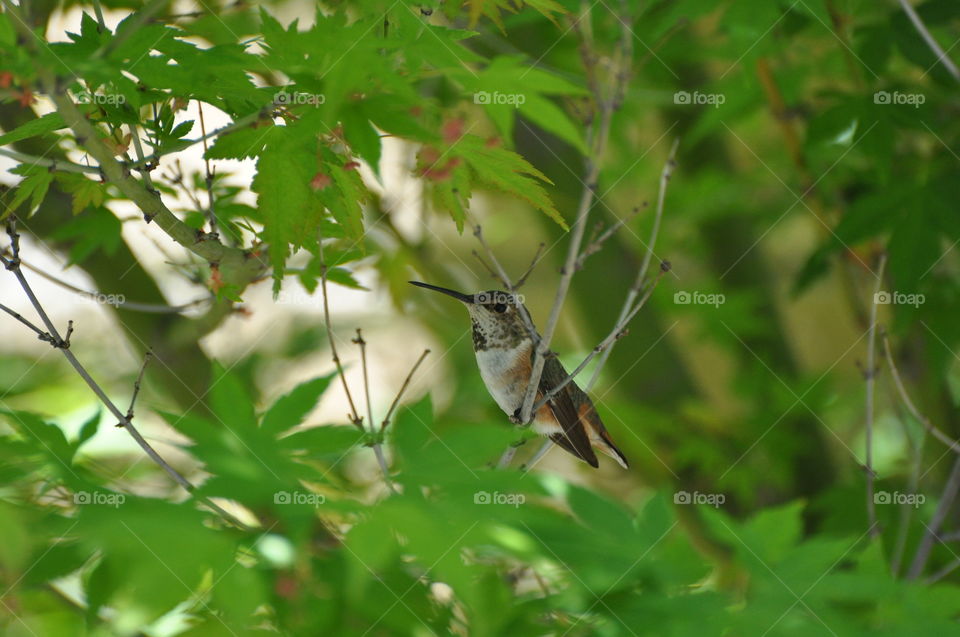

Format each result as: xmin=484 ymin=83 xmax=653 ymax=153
xmin=410 ymin=281 xmax=629 ymax=469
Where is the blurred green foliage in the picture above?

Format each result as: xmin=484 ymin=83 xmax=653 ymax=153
xmin=2 ymin=0 xmax=960 ymax=635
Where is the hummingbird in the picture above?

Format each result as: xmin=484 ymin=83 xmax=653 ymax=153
xmin=409 ymin=281 xmax=628 ymax=469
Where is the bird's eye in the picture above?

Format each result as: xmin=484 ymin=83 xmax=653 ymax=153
xmin=493 ymin=303 xmax=507 ymax=313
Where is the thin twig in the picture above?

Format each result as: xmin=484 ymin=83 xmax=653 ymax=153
xmin=883 ymin=332 xmax=960 ymax=453
xmin=128 ymin=124 xmax=156 ymax=194
xmin=197 ymin=100 xmax=220 ymax=240
xmin=317 ymin=233 xmax=362 ymax=430
xmin=353 ymin=329 xmax=375 ymax=431
xmin=124 ymin=350 xmax=152 ymax=422
xmin=381 ymin=348 xmax=430 ymax=432
xmin=371 ymin=444 xmax=397 ymax=493
xmin=472 ymin=225 xmax=540 ymax=348
xmin=890 ymin=397 xmax=926 ymax=577
xmin=864 ymin=254 xmax=886 ymax=538
xmin=0 ymin=148 xmax=101 ymax=174
xmin=908 ymin=456 xmax=960 ymax=579
xmin=0 ymin=301 xmax=50 ymax=340
xmin=92 ymin=0 xmax=107 ymax=31
xmin=926 ymin=557 xmax=960 ymax=584
xmin=531 ymin=264 xmax=670 ymax=414
xmin=514 ymin=242 xmax=546 ymax=289
xmin=517 ymin=3 xmax=633 ymax=425
xmin=1 ymin=248 xmax=211 ymax=313
xmin=0 ymin=221 xmax=250 ymax=530
xmin=575 ymin=205 xmax=644 ymax=271
xmin=519 ymin=438 xmax=554 ymax=472
xmin=897 ymin=0 xmax=960 ymax=83
xmin=587 ymin=139 xmax=678 ymax=391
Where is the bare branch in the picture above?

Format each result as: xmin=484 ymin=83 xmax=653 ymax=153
xmin=531 ymin=263 xmax=670 ymax=414
xmin=128 ymin=124 xmax=157 ymax=195
xmin=519 ymin=438 xmax=554 ymax=472
xmin=587 ymin=139 xmax=678 ymax=391
xmin=926 ymin=557 xmax=960 ymax=584
xmin=909 ymin=456 xmax=960 ymax=579
xmin=517 ymin=3 xmax=634 ymax=425
xmin=514 ymin=242 xmax=546 ymax=289
xmin=865 ymin=254 xmax=886 ymax=538
xmin=0 ymin=301 xmax=51 ymax=341
xmin=897 ymin=0 xmax=960 ymax=83
xmin=124 ymin=350 xmax=152 ymax=423
xmin=0 ymin=148 xmax=102 ymax=174
xmin=1 ymin=248 xmax=211 ymax=314
xmin=575 ymin=205 xmax=644 ymax=271
xmin=318 ymin=233 xmax=362 ymax=430
xmin=381 ymin=348 xmax=431 ymax=432
xmin=353 ymin=329 xmax=375 ymax=432
xmin=0 ymin=221 xmax=250 ymax=530
xmin=197 ymin=100 xmax=220 ymax=240
xmin=472 ymin=224 xmax=541 ymax=348
xmin=883 ymin=332 xmax=960 ymax=453
xmin=471 ymin=225 xmax=515 ymax=290
xmin=471 ymin=249 xmax=508 ymax=288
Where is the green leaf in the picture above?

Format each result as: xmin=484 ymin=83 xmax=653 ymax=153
xmin=209 ymin=361 xmax=258 ymax=431
xmin=5 ymin=164 xmax=53 ymax=219
xmin=457 ymin=135 xmax=566 ymax=230
xmin=251 ymin=129 xmax=324 ymax=292
xmin=74 ymin=408 xmax=101 ymax=454
xmin=261 ymin=373 xmax=335 ymax=436
xmin=277 ymin=425 xmax=365 ymax=459
xmin=0 ymin=112 xmax=66 ymax=145
xmin=49 ymin=207 xmax=122 ymax=265
xmin=56 ymin=173 xmax=107 ymax=215
xmin=205 ymin=125 xmax=277 ymax=160
xmin=0 ymin=410 xmax=75 ymax=476
xmin=341 ymin=107 xmax=382 ymax=174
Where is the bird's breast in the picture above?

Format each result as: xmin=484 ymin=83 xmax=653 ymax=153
xmin=475 ymin=342 xmax=533 ymax=416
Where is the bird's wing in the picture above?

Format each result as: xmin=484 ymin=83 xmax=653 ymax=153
xmin=539 ymin=355 xmax=599 ymax=468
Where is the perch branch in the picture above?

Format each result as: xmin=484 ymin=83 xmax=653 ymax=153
xmin=517 ymin=3 xmax=634 ymax=425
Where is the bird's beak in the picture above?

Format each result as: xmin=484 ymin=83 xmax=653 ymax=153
xmin=409 ymin=281 xmax=474 ymax=304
